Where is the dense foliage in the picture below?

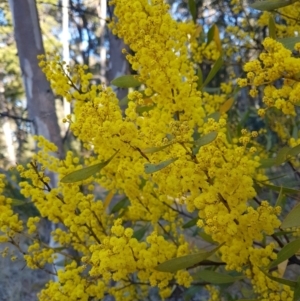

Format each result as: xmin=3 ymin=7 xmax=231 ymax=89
xmin=2 ymin=0 xmax=300 ymax=300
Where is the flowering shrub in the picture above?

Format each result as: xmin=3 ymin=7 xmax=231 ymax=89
xmin=2 ymin=0 xmax=300 ymax=300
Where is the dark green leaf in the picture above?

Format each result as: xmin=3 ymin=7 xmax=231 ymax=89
xmin=197 ymin=67 xmax=203 ymax=90
xmin=202 ymin=56 xmax=223 ymax=88
xmin=192 ymin=270 xmax=244 ymax=284
xmin=268 ymin=15 xmax=276 ymax=38
xmin=111 ymin=75 xmax=141 ymax=88
xmin=110 ymin=197 xmax=129 ymax=214
xmin=61 ymin=151 xmax=119 ymax=183
xmin=183 ymin=286 xmax=200 ymax=301
xmin=133 ymin=224 xmax=149 ymax=241
xmin=281 ymin=203 xmax=300 ymax=228
xmin=207 ymin=24 xmax=215 ymax=45
xmin=294 ymin=277 xmax=300 ymax=301
xmin=144 ymin=157 xmax=178 ymax=174
xmin=188 ymin=0 xmax=197 ymax=23
xmin=269 ymin=238 xmax=300 ymax=268
xmin=249 ymin=0 xmax=296 ymax=11
xmin=183 ymin=217 xmax=198 ymax=229
xmin=155 ymin=244 xmax=223 ymax=273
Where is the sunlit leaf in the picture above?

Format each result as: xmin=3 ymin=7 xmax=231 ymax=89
xmin=155 ymin=244 xmax=223 ymax=273
xmin=281 ymin=203 xmax=300 ymax=228
xmin=278 ymin=260 xmax=288 ymax=278
xmin=103 ymin=190 xmax=114 ymax=210
xmin=188 ymin=0 xmax=197 ymax=23
xmin=278 ymin=36 xmax=300 ymax=51
xmin=192 ymin=270 xmax=244 ymax=284
xmin=269 ymin=238 xmax=300 ymax=268
xmin=213 ymin=25 xmax=222 ymax=52
xmin=249 ymin=0 xmax=297 ymax=11
xmin=144 ymin=157 xmax=178 ymax=174
xmin=220 ymin=98 xmax=234 ymax=114
xmin=111 ymin=75 xmax=141 ymax=88
xmin=61 ymin=151 xmax=119 ymax=183
xmin=268 ymin=15 xmax=276 ymax=39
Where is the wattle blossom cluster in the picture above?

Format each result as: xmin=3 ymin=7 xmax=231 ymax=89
xmin=0 ymin=0 xmax=292 ymax=300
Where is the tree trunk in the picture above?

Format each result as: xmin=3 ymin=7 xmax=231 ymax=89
xmin=8 ymin=0 xmax=64 ymax=159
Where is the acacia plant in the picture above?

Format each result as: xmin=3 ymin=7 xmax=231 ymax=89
xmin=2 ymin=0 xmax=300 ymax=300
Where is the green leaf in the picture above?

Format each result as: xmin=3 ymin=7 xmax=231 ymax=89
xmin=183 ymin=286 xmax=200 ymax=301
xmin=275 ymin=146 xmax=290 ymax=165
xmin=281 ymin=203 xmax=300 ymax=228
xmin=192 ymin=270 xmax=244 ymax=284
xmin=202 ymin=56 xmax=223 ymax=88
xmin=258 ymin=182 xmax=299 ymax=195
xmin=249 ymin=0 xmax=297 ymax=11
xmin=288 ymin=144 xmax=300 ymax=157
xmin=142 ymin=144 xmax=172 ymax=154
xmin=111 ymin=75 xmax=141 ymax=88
xmin=133 ymin=224 xmax=149 ymax=241
xmin=199 ymin=231 xmax=216 ymax=244
xmin=205 ymin=112 xmax=221 ymax=122
xmin=61 ymin=151 xmax=119 ymax=183
xmin=197 ymin=67 xmax=203 ymax=90
xmin=278 ymin=36 xmax=300 ymax=51
xmin=144 ymin=157 xmax=178 ymax=174
xmin=207 ymin=24 xmax=215 ymax=45
xmin=194 ymin=132 xmax=218 ymax=147
xmin=10 ymin=199 xmax=30 ymax=206
xmin=260 ymin=268 xmax=297 ymax=288
xmin=183 ymin=217 xmax=198 ymax=229
xmin=268 ymin=15 xmax=276 ymax=39
xmin=119 ymin=95 xmax=129 ymax=107
xmin=259 ymin=157 xmax=277 ymax=169
xmin=275 ymin=186 xmax=285 ymax=208
xmin=294 ymin=277 xmax=300 ymax=301
xmin=188 ymin=0 xmax=197 ymax=23
xmin=155 ymin=244 xmax=223 ymax=273
xmin=110 ymin=197 xmax=129 ymax=214
xmin=220 ymin=98 xmax=234 ymax=114
xmin=269 ymin=238 xmax=300 ymax=268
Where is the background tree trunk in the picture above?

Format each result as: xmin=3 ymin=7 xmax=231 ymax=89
xmin=8 ymin=0 xmax=64 ymax=159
